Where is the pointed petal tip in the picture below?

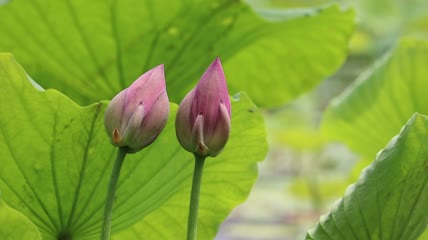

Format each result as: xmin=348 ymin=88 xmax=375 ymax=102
xmin=151 ymin=64 xmax=165 ymax=73
xmin=212 ymin=57 xmax=222 ymax=68
xmin=203 ymin=57 xmax=224 ymax=77
xmin=150 ymin=64 xmax=166 ymax=85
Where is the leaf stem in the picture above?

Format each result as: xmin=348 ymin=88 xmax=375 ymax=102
xmin=187 ymin=154 xmax=206 ymax=240
xmin=101 ymin=147 xmax=127 ymax=240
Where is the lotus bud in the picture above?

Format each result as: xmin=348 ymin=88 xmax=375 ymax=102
xmin=104 ymin=65 xmax=169 ymax=153
xmin=175 ymin=57 xmax=231 ymax=157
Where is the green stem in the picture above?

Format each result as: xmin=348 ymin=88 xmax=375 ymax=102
xmin=186 ymin=154 xmax=206 ymax=240
xmin=101 ymin=147 xmax=127 ymax=240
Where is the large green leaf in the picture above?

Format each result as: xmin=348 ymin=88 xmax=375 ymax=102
xmin=0 ymin=53 xmax=267 ymax=239
xmin=321 ymin=38 xmax=428 ymax=158
xmin=0 ymin=193 xmax=42 ymax=240
xmin=307 ymin=113 xmax=428 ymax=240
xmin=0 ymin=0 xmax=354 ymax=107
xmin=225 ymin=5 xmax=354 ymax=106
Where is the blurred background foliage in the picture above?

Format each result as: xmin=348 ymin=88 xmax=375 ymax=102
xmin=216 ymin=0 xmax=428 ymax=239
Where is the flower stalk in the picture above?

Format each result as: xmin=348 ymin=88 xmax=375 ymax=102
xmin=100 ymin=147 xmax=127 ymax=240
xmin=187 ymin=154 xmax=206 ymax=240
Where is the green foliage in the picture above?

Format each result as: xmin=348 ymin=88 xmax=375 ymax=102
xmin=307 ymin=113 xmax=428 ymax=240
xmin=288 ymin=177 xmax=349 ymax=200
xmin=0 ymin=0 xmax=354 ymax=107
xmin=322 ymin=38 xmax=428 ymax=158
xmin=0 ymin=194 xmax=42 ymax=240
xmin=275 ymin=127 xmax=326 ymax=151
xmin=0 ymin=54 xmax=267 ymax=239
xmin=307 ymin=37 xmax=428 ymax=239
xmin=350 ymin=0 xmax=428 ymax=31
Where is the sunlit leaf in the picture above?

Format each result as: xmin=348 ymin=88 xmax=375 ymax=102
xmin=0 ymin=1 xmax=354 ymax=107
xmin=322 ymin=38 xmax=428 ymax=158
xmin=419 ymin=229 xmax=428 ymax=240
xmin=307 ymin=113 xmax=428 ymax=240
xmin=225 ymin=5 xmax=354 ymax=106
xmin=0 ymin=53 xmax=267 ymax=239
xmin=0 ymin=193 xmax=42 ymax=240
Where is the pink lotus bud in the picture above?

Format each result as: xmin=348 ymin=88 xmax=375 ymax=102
xmin=175 ymin=57 xmax=231 ymax=157
xmin=104 ymin=65 xmax=169 ymax=153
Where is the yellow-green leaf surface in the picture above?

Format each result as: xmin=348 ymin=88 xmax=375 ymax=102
xmin=322 ymin=38 xmax=428 ymax=158
xmin=0 ymin=0 xmax=354 ymax=107
xmin=307 ymin=113 xmax=428 ymax=240
xmin=0 ymin=194 xmax=42 ymax=240
xmin=0 ymin=53 xmax=267 ymax=239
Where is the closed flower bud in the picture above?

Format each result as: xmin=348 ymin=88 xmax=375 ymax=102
xmin=175 ymin=57 xmax=231 ymax=157
xmin=104 ymin=65 xmax=169 ymax=153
